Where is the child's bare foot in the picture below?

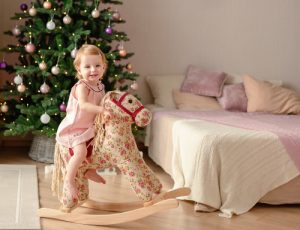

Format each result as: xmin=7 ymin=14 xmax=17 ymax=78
xmin=84 ymin=169 xmax=106 ymax=184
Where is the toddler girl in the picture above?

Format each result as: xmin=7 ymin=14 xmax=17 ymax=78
xmin=56 ymin=44 xmax=107 ymax=202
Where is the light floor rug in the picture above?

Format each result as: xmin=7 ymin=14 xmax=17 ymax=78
xmin=0 ymin=165 xmax=40 ymax=229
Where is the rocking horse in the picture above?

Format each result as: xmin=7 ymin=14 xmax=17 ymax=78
xmin=38 ymin=90 xmax=191 ymax=225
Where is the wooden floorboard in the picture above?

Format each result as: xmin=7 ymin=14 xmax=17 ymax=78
xmin=0 ymin=147 xmax=299 ymax=230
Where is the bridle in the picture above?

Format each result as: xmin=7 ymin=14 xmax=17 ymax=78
xmin=111 ymin=92 xmax=144 ymax=122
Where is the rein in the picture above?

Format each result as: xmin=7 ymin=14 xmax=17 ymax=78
xmin=111 ymin=92 xmax=144 ymax=122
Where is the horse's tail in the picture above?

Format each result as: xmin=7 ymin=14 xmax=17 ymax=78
xmin=51 ymin=143 xmax=64 ymax=199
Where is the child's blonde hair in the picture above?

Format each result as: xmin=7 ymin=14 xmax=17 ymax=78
xmin=73 ymin=44 xmax=108 ymax=79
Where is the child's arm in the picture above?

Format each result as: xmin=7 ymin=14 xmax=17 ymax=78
xmin=76 ymin=84 xmax=104 ymax=114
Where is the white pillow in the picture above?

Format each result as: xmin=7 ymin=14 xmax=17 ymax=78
xmin=146 ymin=75 xmax=185 ymax=108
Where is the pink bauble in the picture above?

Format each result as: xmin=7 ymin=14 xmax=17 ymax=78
xmin=29 ymin=7 xmax=37 ymax=16
xmin=25 ymin=43 xmax=35 ymax=53
xmin=17 ymin=84 xmax=26 ymax=93
xmin=12 ymin=26 xmax=21 ymax=36
xmin=63 ymin=14 xmax=72 ymax=24
xmin=43 ymin=1 xmax=52 ymax=9
xmin=59 ymin=102 xmax=67 ymax=112
xmin=40 ymin=82 xmax=50 ymax=94
xmin=119 ymin=49 xmax=127 ymax=57
xmin=130 ymin=81 xmax=138 ymax=90
xmin=112 ymin=11 xmax=120 ymax=20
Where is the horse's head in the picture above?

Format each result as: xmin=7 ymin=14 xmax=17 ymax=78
xmin=101 ymin=91 xmax=151 ymax=127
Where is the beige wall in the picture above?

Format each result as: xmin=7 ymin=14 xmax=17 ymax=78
xmin=120 ymin=0 xmax=300 ymax=103
xmin=1 ymin=0 xmax=300 ymax=104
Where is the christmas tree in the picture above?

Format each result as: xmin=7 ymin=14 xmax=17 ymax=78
xmin=0 ymin=0 xmax=138 ymax=137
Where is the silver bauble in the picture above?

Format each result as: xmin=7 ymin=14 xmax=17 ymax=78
xmin=46 ymin=20 xmax=56 ymax=30
xmin=14 ymin=74 xmax=23 ymax=85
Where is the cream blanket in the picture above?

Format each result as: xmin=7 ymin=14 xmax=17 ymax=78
xmin=171 ymin=119 xmax=299 ymax=217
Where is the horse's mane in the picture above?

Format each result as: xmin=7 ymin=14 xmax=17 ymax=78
xmin=93 ymin=91 xmax=117 ymax=151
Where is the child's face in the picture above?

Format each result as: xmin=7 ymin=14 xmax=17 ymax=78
xmin=77 ymin=54 xmax=105 ymax=84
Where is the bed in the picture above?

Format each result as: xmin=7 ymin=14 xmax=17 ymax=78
xmin=144 ymin=71 xmax=300 ymax=217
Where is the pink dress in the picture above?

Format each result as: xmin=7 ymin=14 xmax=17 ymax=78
xmin=56 ymin=80 xmax=105 ymax=148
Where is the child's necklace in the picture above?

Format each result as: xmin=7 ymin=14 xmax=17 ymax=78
xmin=82 ymin=81 xmax=104 ymax=92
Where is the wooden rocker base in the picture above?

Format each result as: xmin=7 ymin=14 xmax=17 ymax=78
xmin=38 ymin=199 xmax=178 ymax=225
xmin=37 ymin=187 xmax=191 ymax=226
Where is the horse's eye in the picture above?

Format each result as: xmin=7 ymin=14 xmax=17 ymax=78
xmin=128 ymin=99 xmax=133 ymax=103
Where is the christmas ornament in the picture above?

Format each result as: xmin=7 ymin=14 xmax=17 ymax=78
xmin=1 ymin=104 xmax=8 ymax=113
xmin=119 ymin=49 xmax=127 ymax=57
xmin=29 ymin=6 xmax=37 ymax=16
xmin=63 ymin=14 xmax=72 ymax=24
xmin=40 ymin=82 xmax=50 ymax=94
xmin=126 ymin=63 xmax=133 ymax=71
xmin=12 ymin=26 xmax=21 ymax=36
xmin=25 ymin=42 xmax=35 ymax=53
xmin=46 ymin=19 xmax=56 ymax=30
xmin=0 ymin=61 xmax=7 ymax=69
xmin=51 ymin=65 xmax=60 ymax=75
xmin=20 ymin=3 xmax=28 ymax=11
xmin=40 ymin=112 xmax=51 ymax=124
xmin=17 ymin=84 xmax=26 ymax=93
xmin=14 ymin=74 xmax=23 ymax=85
xmin=39 ymin=61 xmax=47 ymax=71
xmin=112 ymin=10 xmax=120 ymax=21
xmin=71 ymin=48 xmax=77 ymax=58
xmin=105 ymin=26 xmax=113 ymax=35
xmin=59 ymin=102 xmax=67 ymax=112
xmin=130 ymin=81 xmax=138 ymax=90
xmin=43 ymin=1 xmax=52 ymax=9
xmin=91 ymin=9 xmax=100 ymax=18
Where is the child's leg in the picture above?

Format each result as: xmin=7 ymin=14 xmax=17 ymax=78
xmin=64 ymin=143 xmax=87 ymax=199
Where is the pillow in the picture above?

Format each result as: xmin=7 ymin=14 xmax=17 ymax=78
xmin=172 ymin=90 xmax=222 ymax=110
xmin=243 ymin=75 xmax=300 ymax=114
xmin=181 ymin=65 xmax=227 ymax=97
xmin=217 ymin=83 xmax=248 ymax=112
xmin=146 ymin=74 xmax=185 ymax=108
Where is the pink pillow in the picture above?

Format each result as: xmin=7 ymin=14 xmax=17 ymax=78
xmin=217 ymin=83 xmax=248 ymax=112
xmin=243 ymin=75 xmax=300 ymax=114
xmin=181 ymin=65 xmax=227 ymax=97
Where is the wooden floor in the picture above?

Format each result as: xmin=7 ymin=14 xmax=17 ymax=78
xmin=0 ymin=147 xmax=299 ymax=230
